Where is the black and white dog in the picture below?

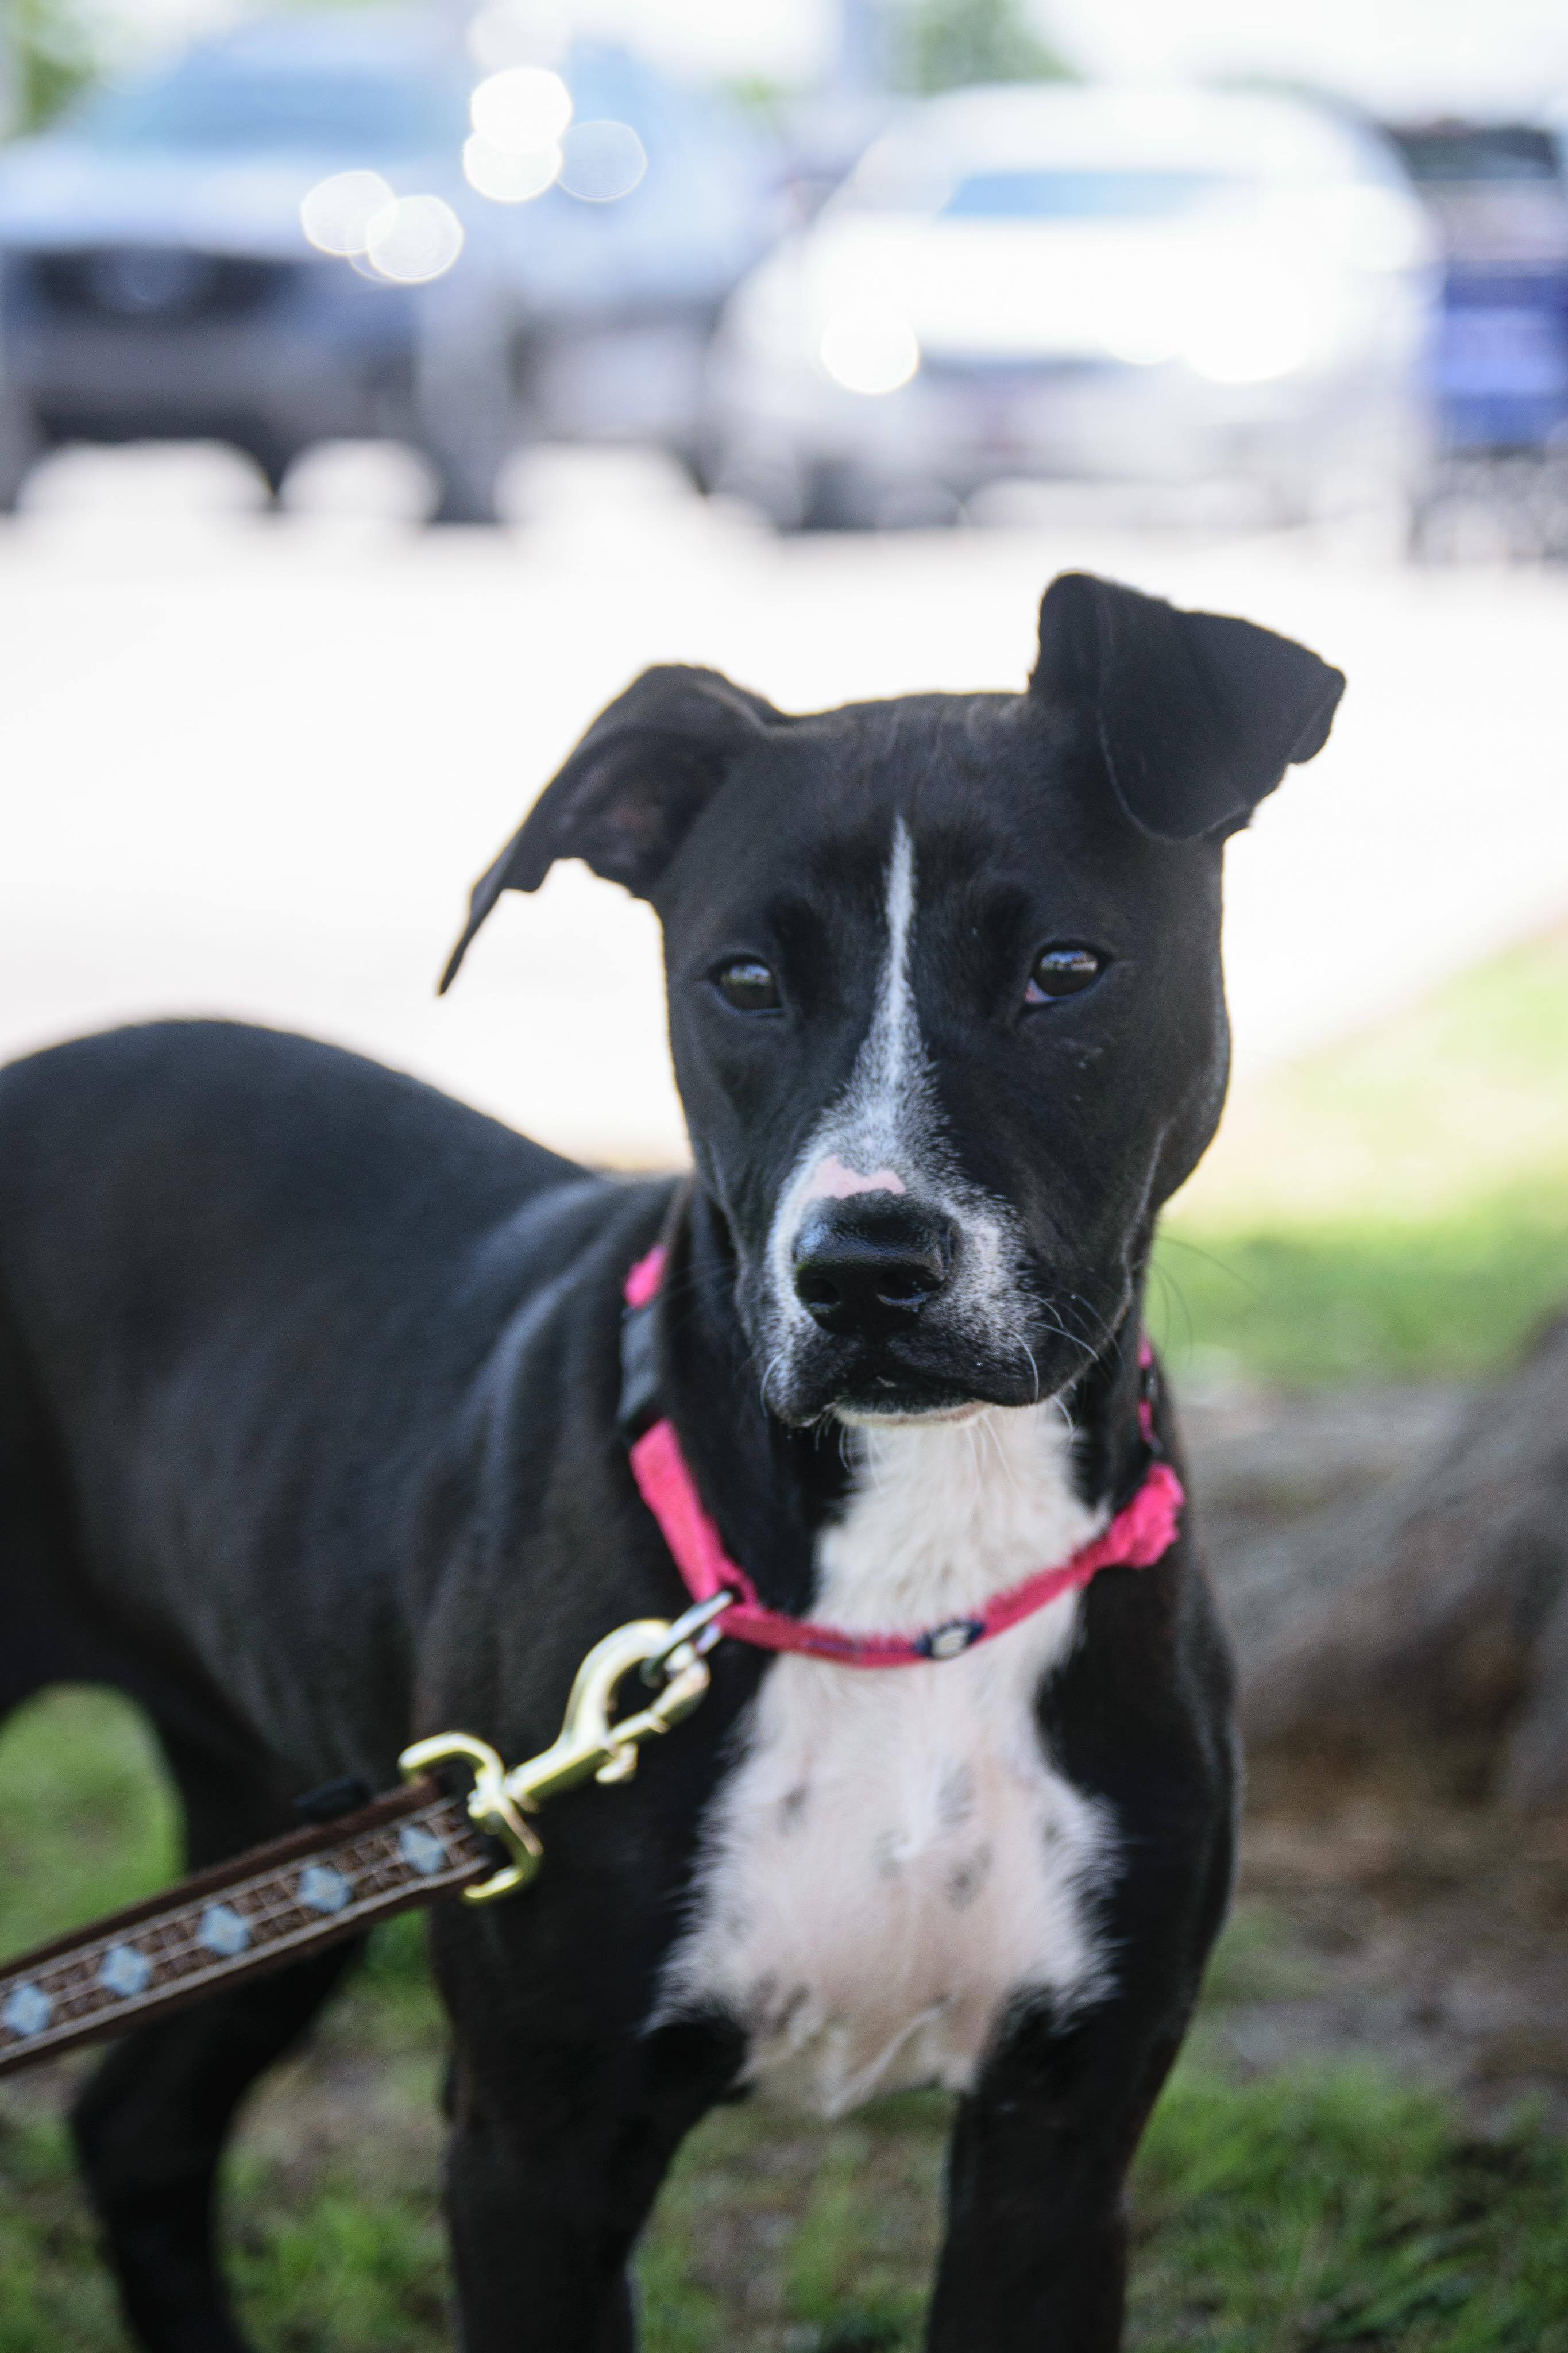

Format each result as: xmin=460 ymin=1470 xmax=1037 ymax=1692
xmin=0 ymin=572 xmax=1342 ymax=2352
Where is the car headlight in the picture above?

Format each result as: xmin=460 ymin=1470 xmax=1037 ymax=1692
xmin=817 ymin=309 xmax=921 ymax=396
xmin=1180 ymin=261 xmax=1343 ymax=386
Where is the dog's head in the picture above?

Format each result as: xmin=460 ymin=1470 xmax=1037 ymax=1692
xmin=443 ymin=573 xmax=1342 ymax=1426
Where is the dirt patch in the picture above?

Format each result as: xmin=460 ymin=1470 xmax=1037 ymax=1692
xmin=1180 ymin=1380 xmax=1473 ymax=1554
xmin=1185 ymin=1382 xmax=1568 ymax=2127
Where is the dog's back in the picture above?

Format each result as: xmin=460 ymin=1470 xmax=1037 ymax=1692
xmin=0 ymin=1019 xmax=620 ymax=1779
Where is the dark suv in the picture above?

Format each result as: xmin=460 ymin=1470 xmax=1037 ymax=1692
xmin=0 ymin=9 xmax=770 ymax=519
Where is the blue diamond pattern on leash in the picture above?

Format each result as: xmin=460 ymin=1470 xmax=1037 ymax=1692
xmin=99 ymin=1943 xmax=153 ymax=1998
xmin=199 ymin=1904 xmax=250 ymax=1957
xmin=2 ymin=1983 xmax=52 ymax=2037
xmin=398 ymin=1823 xmax=447 ymax=1877
xmin=298 ymin=1864 xmax=353 ymax=1915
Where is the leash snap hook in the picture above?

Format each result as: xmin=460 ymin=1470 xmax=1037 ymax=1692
xmin=504 ymin=1615 xmax=719 ymax=1812
xmin=396 ymin=1731 xmax=544 ymax=1907
xmin=639 ymin=1590 xmax=735 ymax=1686
xmin=399 ymin=1603 xmax=730 ymax=1906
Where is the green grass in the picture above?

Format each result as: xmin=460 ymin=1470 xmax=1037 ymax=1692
xmin=0 ymin=1685 xmax=179 ymax=1955
xmin=3 ymin=1694 xmax=1567 ymax=2348
xmin=9 ymin=2036 xmax=1565 ymax=2352
xmin=642 ymin=2067 xmax=1568 ymax=2352
xmin=0 ymin=2096 xmax=454 ymax=2353
xmin=1153 ymin=925 xmax=1568 ymax=1387
xmin=1150 ymin=1182 xmax=1568 ymax=1388
xmin=225 ymin=2167 xmax=451 ymax=2353
xmin=1130 ymin=2069 xmax=1568 ymax=2351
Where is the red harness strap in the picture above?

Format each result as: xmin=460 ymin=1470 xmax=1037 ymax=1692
xmin=623 ymin=1246 xmax=1184 ymax=1667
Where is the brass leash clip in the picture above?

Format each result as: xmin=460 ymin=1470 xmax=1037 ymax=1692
xmin=399 ymin=1593 xmax=732 ymax=1904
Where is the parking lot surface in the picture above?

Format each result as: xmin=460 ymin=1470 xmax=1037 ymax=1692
xmin=6 ymin=449 xmax=1568 ymax=1168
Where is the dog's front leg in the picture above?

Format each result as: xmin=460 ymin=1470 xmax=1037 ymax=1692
xmin=433 ymin=1911 xmax=740 ymax=2353
xmin=443 ymin=2022 xmax=735 ymax=2352
xmin=925 ymin=1999 xmax=1189 ymax=2353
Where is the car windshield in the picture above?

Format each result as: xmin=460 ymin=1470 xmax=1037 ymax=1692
xmin=1391 ymin=129 xmax=1562 ymax=186
xmin=69 ymin=65 xmax=466 ymax=159
xmin=938 ymin=168 xmax=1235 ymax=221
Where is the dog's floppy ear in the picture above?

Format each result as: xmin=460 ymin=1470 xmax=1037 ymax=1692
xmin=439 ymin=665 xmax=782 ymax=992
xmin=1029 ymin=572 xmax=1345 ymax=842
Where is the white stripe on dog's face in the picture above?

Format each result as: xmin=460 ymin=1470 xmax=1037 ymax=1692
xmin=759 ymin=820 xmax=1031 ymax=1419
xmin=837 ymin=812 xmax=921 ymax=1172
xmin=764 ymin=821 xmax=921 ymax=1337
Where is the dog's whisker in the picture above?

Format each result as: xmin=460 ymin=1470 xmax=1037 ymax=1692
xmin=757 ymin=1347 xmax=791 ymax=1416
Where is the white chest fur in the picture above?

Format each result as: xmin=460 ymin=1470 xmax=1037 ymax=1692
xmin=655 ymin=1406 xmax=1119 ymax=2118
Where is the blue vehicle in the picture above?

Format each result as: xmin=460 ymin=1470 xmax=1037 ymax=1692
xmin=1388 ymin=121 xmax=1568 ymax=454
xmin=1387 ymin=118 xmax=1568 ymax=557
xmin=0 ymin=9 xmax=770 ymax=519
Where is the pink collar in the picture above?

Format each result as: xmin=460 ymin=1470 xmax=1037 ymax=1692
xmin=623 ymin=1245 xmax=1184 ymax=1668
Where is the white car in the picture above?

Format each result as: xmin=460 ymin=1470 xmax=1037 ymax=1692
xmin=706 ymin=84 xmax=1438 ymax=529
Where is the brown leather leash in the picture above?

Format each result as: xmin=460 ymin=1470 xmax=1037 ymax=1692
xmin=0 ymin=1598 xmax=730 ymax=2081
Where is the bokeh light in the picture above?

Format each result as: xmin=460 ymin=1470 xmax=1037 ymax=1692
xmin=557 ymin=121 xmax=648 ymax=204
xmin=1181 ymin=267 xmax=1339 ymax=384
xmin=463 ymin=135 xmax=562 ymax=203
xmin=818 ymin=311 xmax=921 ymax=396
xmin=363 ymin=195 xmax=465 ymax=285
xmin=470 ymin=67 xmax=573 ymax=156
xmin=299 ymin=171 xmax=395 ymax=259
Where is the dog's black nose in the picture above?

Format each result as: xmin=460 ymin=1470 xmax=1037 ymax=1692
xmin=793 ymin=1203 xmax=959 ymax=1336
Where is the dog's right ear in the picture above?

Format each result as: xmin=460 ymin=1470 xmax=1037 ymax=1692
xmin=439 ymin=665 xmax=783 ymax=992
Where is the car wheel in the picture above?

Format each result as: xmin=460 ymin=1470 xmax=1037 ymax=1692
xmin=795 ymin=463 xmax=962 ymax=534
xmin=419 ymin=440 xmax=502 ymax=527
xmin=797 ymin=460 xmax=882 ymax=533
xmin=670 ymin=441 xmax=716 ymax=499
xmin=0 ymin=400 xmax=42 ymax=514
xmin=248 ymin=439 xmax=300 ymax=507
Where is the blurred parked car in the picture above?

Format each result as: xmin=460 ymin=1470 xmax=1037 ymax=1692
xmin=706 ymin=84 xmax=1438 ymax=530
xmin=481 ymin=41 xmax=771 ymax=468
xmin=0 ymin=9 xmax=770 ymax=520
xmin=1385 ymin=121 xmax=1568 ymax=459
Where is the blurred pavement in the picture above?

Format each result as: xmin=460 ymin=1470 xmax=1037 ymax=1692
xmin=5 ymin=446 xmax=1568 ymax=1168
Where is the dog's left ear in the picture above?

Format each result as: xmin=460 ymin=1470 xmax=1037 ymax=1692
xmin=439 ymin=665 xmax=783 ymax=992
xmin=1029 ymin=572 xmax=1345 ymax=842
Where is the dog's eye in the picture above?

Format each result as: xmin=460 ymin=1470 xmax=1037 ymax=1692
xmin=713 ymin=958 xmax=782 ymax=1013
xmin=1026 ymin=946 xmax=1105 ymax=1004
